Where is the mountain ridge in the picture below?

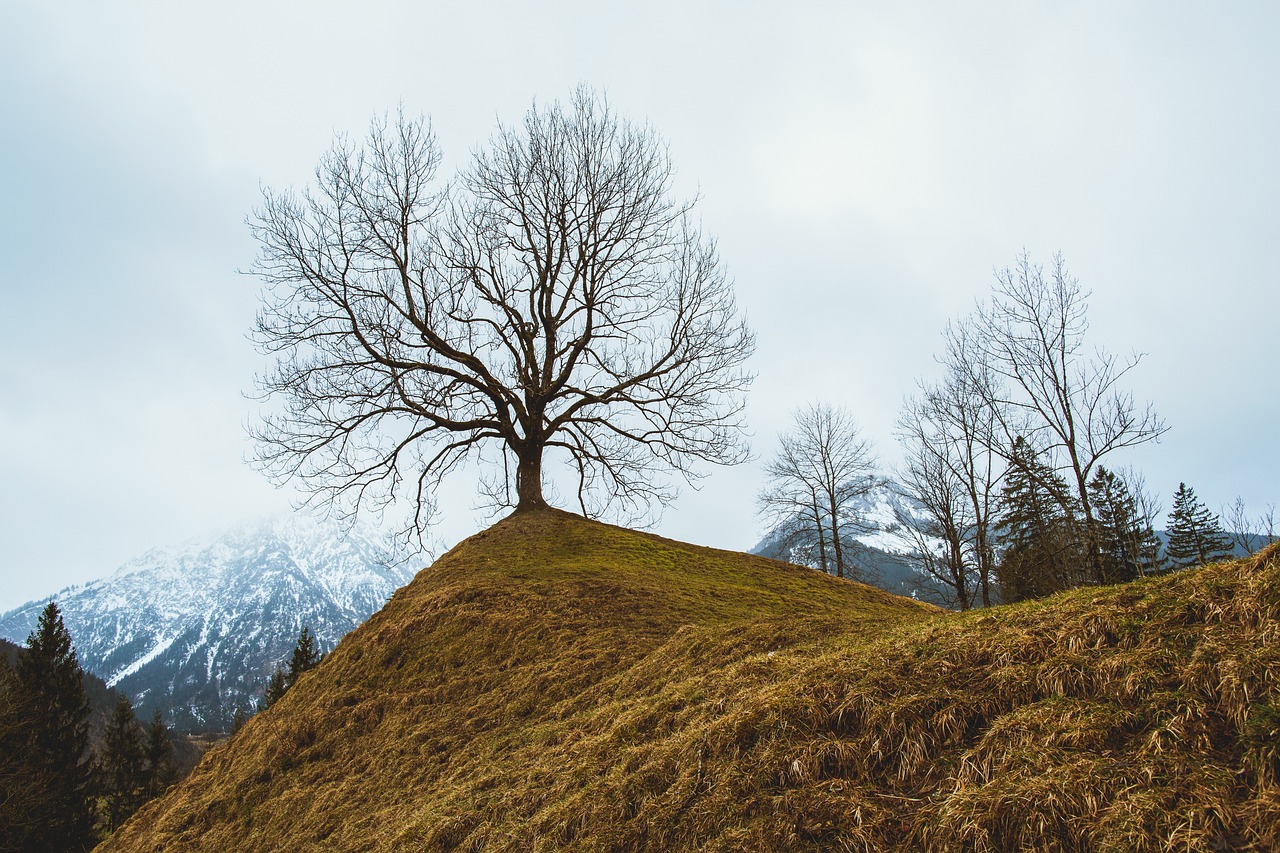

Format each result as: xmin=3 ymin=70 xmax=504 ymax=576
xmin=0 ymin=514 xmax=417 ymax=732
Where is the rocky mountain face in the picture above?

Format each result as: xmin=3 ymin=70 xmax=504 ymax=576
xmin=0 ymin=515 xmax=419 ymax=733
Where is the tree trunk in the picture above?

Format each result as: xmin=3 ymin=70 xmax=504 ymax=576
xmin=978 ymin=542 xmax=992 ymax=608
xmin=1067 ymin=456 xmax=1108 ymax=585
xmin=811 ymin=492 xmax=828 ymax=573
xmin=515 ymin=444 xmax=547 ymax=511
xmin=828 ymin=491 xmax=845 ymax=579
xmin=950 ymin=539 xmax=970 ymax=610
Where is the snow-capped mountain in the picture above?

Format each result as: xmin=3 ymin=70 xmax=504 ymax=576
xmin=841 ymin=484 xmax=936 ymax=557
xmin=0 ymin=514 xmax=420 ymax=732
xmin=752 ymin=479 xmax=950 ymax=602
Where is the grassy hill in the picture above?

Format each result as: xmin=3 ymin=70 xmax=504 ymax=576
xmin=102 ymin=509 xmax=1279 ymax=851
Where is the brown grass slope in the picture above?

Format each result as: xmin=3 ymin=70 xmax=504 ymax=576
xmin=102 ymin=512 xmax=1280 ymax=852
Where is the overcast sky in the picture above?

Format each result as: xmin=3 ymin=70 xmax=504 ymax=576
xmin=2 ymin=2 xmax=1277 ymax=610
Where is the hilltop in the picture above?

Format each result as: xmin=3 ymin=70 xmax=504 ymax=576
xmin=104 ymin=510 xmax=1279 ymax=851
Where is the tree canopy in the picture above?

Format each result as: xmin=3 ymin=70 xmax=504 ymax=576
xmin=1166 ymin=483 xmax=1234 ymax=570
xmin=758 ymin=404 xmax=877 ymax=580
xmin=10 ymin=602 xmax=96 ymax=851
xmin=250 ymin=88 xmax=754 ymax=530
xmin=287 ymin=626 xmax=321 ymax=687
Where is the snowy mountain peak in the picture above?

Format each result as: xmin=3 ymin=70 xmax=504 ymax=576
xmin=0 ymin=513 xmax=421 ymax=732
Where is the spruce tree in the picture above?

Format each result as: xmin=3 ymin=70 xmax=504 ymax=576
xmin=100 ymin=693 xmax=147 ymax=831
xmin=0 ymin=655 xmax=49 ymax=851
xmin=995 ymin=438 xmax=1086 ymax=601
xmin=286 ymin=625 xmax=321 ymax=688
xmin=1166 ymin=482 xmax=1234 ymax=570
xmin=264 ymin=665 xmax=288 ymax=708
xmin=12 ymin=601 xmax=96 ymax=852
xmin=1088 ymin=467 xmax=1162 ymax=582
xmin=144 ymin=708 xmax=176 ymax=797
xmin=263 ymin=627 xmax=324 ymax=710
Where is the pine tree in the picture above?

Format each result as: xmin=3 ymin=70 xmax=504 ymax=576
xmin=0 ymin=654 xmax=50 ymax=851
xmin=1088 ymin=467 xmax=1162 ymax=582
xmin=995 ymin=438 xmax=1086 ymax=601
xmin=264 ymin=665 xmax=288 ymax=708
xmin=12 ymin=601 xmax=96 ymax=852
xmin=231 ymin=705 xmax=249 ymax=734
xmin=263 ymin=627 xmax=324 ymax=710
xmin=100 ymin=693 xmax=147 ymax=831
xmin=286 ymin=625 xmax=321 ymax=688
xmin=144 ymin=708 xmax=176 ymax=797
xmin=1166 ymin=482 xmax=1234 ymax=570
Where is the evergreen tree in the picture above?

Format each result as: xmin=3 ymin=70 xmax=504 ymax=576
xmin=231 ymin=705 xmax=249 ymax=734
xmin=12 ymin=601 xmax=96 ymax=852
xmin=1088 ymin=467 xmax=1163 ymax=582
xmin=264 ymin=665 xmax=288 ymax=708
xmin=262 ymin=627 xmax=324 ymax=711
xmin=0 ymin=655 xmax=51 ymax=851
xmin=1166 ymin=482 xmax=1234 ymax=570
xmin=286 ymin=625 xmax=321 ymax=688
xmin=100 ymin=693 xmax=147 ymax=831
xmin=995 ymin=438 xmax=1086 ymax=601
xmin=144 ymin=708 xmax=176 ymax=797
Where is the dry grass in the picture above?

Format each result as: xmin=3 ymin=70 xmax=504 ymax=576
xmin=100 ymin=514 xmax=1280 ymax=852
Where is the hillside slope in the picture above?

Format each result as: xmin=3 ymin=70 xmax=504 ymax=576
xmin=104 ymin=511 xmax=1279 ymax=851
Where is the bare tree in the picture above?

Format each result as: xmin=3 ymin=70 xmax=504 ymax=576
xmin=1115 ymin=467 xmax=1165 ymax=575
xmin=965 ymin=251 xmax=1168 ymax=584
xmin=893 ymin=428 xmax=975 ymax=609
xmin=249 ymin=89 xmax=755 ymax=531
xmin=758 ymin=404 xmax=878 ymax=579
xmin=1222 ymin=498 xmax=1250 ymax=555
xmin=895 ymin=345 xmax=1002 ymax=609
xmin=1222 ymin=496 xmax=1277 ymax=556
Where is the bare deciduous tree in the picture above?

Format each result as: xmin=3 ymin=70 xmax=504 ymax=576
xmin=1115 ymin=467 xmax=1165 ymax=575
xmin=249 ymin=89 xmax=754 ymax=531
xmin=894 ymin=426 xmax=975 ymax=609
xmin=896 ymin=344 xmax=1002 ymax=609
xmin=1222 ymin=496 xmax=1277 ymax=556
xmin=758 ymin=404 xmax=878 ymax=580
xmin=966 ymin=251 xmax=1168 ymax=584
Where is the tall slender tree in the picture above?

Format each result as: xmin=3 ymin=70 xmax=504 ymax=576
xmin=0 ymin=655 xmax=52 ymax=851
xmin=758 ymin=404 xmax=878 ymax=579
xmin=100 ymin=694 xmax=147 ymax=831
xmin=263 ymin=665 xmax=287 ymax=709
xmin=144 ymin=708 xmax=176 ymax=797
xmin=1166 ymin=483 xmax=1234 ymax=570
xmin=12 ymin=601 xmax=96 ymax=852
xmin=995 ymin=438 xmax=1086 ymax=601
xmin=1088 ymin=466 xmax=1161 ymax=582
xmin=286 ymin=625 xmax=321 ymax=688
xmin=967 ymin=252 xmax=1167 ymax=585
xmin=896 ymin=336 xmax=1003 ymax=609
xmin=894 ymin=440 xmax=975 ymax=609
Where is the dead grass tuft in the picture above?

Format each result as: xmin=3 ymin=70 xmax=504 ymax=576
xmin=101 ymin=510 xmax=1280 ymax=851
